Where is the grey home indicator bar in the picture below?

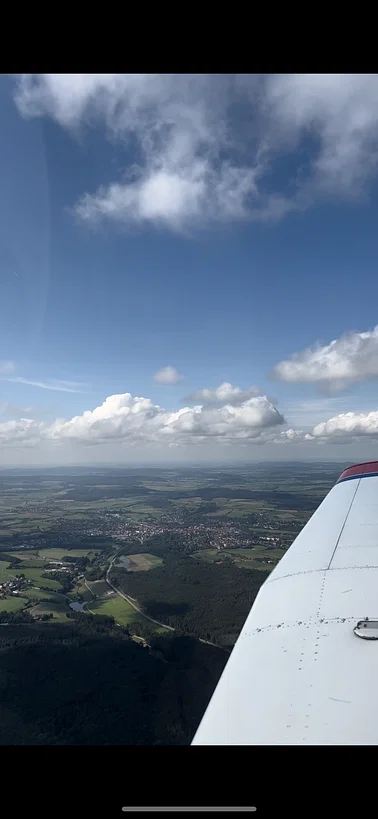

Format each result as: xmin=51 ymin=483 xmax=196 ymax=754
xmin=122 ymin=809 xmax=257 ymax=813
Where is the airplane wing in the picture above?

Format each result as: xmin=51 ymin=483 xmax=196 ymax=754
xmin=192 ymin=461 xmax=378 ymax=745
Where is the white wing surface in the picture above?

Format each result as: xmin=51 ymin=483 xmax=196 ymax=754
xmin=192 ymin=461 xmax=378 ymax=745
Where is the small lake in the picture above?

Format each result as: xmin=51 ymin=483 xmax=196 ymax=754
xmin=69 ymin=601 xmax=86 ymax=612
xmin=115 ymin=555 xmax=130 ymax=569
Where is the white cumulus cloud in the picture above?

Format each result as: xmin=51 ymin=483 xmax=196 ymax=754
xmin=268 ymin=428 xmax=317 ymax=445
xmin=262 ymin=74 xmax=378 ymax=198
xmin=185 ymin=382 xmax=263 ymax=405
xmin=153 ymin=366 xmax=183 ymax=385
xmin=10 ymin=74 xmax=378 ymax=232
xmin=280 ymin=428 xmax=303 ymax=441
xmin=50 ymin=392 xmax=284 ymax=446
xmin=0 ymin=391 xmax=285 ymax=451
xmin=272 ymin=325 xmax=378 ymax=393
xmin=0 ymin=418 xmax=43 ymax=447
xmin=312 ymin=411 xmax=378 ymax=440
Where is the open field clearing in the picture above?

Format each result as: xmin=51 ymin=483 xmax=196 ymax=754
xmin=226 ymin=546 xmax=287 ymax=563
xmin=20 ymin=570 xmax=63 ymax=590
xmin=8 ymin=555 xmax=47 ymax=567
xmin=25 ymin=588 xmax=67 ymax=603
xmin=87 ymin=593 xmax=147 ymax=628
xmin=0 ymin=560 xmax=10 ymax=571
xmin=0 ymin=568 xmax=15 ymax=583
xmin=192 ymin=546 xmax=287 ymax=572
xmin=87 ymin=580 xmax=109 ymax=596
xmin=126 ymin=553 xmax=163 ymax=571
xmin=193 ymin=549 xmax=229 ymax=563
xmin=0 ymin=596 xmax=28 ymax=612
xmin=9 ymin=547 xmax=104 ymax=562
xmin=69 ymin=578 xmax=109 ymax=602
xmin=40 ymin=547 xmax=103 ymax=560
xmin=30 ymin=602 xmax=70 ymax=621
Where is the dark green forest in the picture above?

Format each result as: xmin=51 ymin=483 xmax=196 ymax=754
xmin=0 ymin=615 xmax=226 ymax=745
xmin=111 ymin=555 xmax=263 ymax=645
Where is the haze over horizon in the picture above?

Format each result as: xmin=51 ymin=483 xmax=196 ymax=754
xmin=1 ymin=74 xmax=378 ymax=465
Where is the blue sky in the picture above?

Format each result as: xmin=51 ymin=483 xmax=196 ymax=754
xmin=1 ymin=73 xmax=378 ymax=465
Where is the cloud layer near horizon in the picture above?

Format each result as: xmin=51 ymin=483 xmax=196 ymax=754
xmin=0 ymin=390 xmax=285 ymax=450
xmin=12 ymin=74 xmax=378 ymax=232
xmin=0 ymin=384 xmax=378 ymax=455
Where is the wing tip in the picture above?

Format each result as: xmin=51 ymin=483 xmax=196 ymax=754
xmin=338 ymin=461 xmax=378 ymax=483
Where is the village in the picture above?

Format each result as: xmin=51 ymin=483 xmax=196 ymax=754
xmin=0 ymin=574 xmax=33 ymax=599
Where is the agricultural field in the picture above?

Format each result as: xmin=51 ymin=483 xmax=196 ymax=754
xmin=0 ymin=596 xmax=28 ymax=611
xmin=29 ymin=602 xmax=70 ymax=621
xmin=127 ymin=553 xmax=164 ymax=571
xmin=0 ymin=548 xmax=82 ymax=620
xmin=25 ymin=588 xmax=68 ymax=603
xmin=32 ymin=547 xmax=102 ymax=560
xmin=0 ymin=538 xmax=168 ymax=630
xmin=68 ymin=578 xmax=109 ymax=603
xmin=8 ymin=557 xmax=47 ymax=568
xmin=88 ymin=580 xmax=110 ymax=596
xmin=19 ymin=569 xmax=63 ymax=590
xmin=87 ymin=592 xmax=147 ymax=629
xmin=0 ymin=560 xmax=14 ymax=583
xmin=0 ymin=545 xmax=111 ymax=621
xmin=192 ymin=546 xmax=287 ymax=572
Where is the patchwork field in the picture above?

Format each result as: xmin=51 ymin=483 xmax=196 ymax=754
xmin=0 ymin=548 xmax=81 ymax=620
xmin=8 ymin=557 xmax=47 ymax=568
xmin=127 ymin=553 xmax=164 ymax=571
xmin=0 ymin=542 xmax=168 ymax=631
xmin=0 ymin=463 xmax=344 ymax=646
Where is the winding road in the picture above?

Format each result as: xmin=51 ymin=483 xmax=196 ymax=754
xmin=105 ymin=557 xmax=175 ymax=631
xmin=85 ymin=552 xmax=229 ymax=652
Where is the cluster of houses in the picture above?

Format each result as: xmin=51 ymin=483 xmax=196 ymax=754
xmin=0 ymin=575 xmax=32 ymax=599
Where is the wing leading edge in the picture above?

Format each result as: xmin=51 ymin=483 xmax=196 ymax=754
xmin=192 ymin=462 xmax=378 ymax=745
